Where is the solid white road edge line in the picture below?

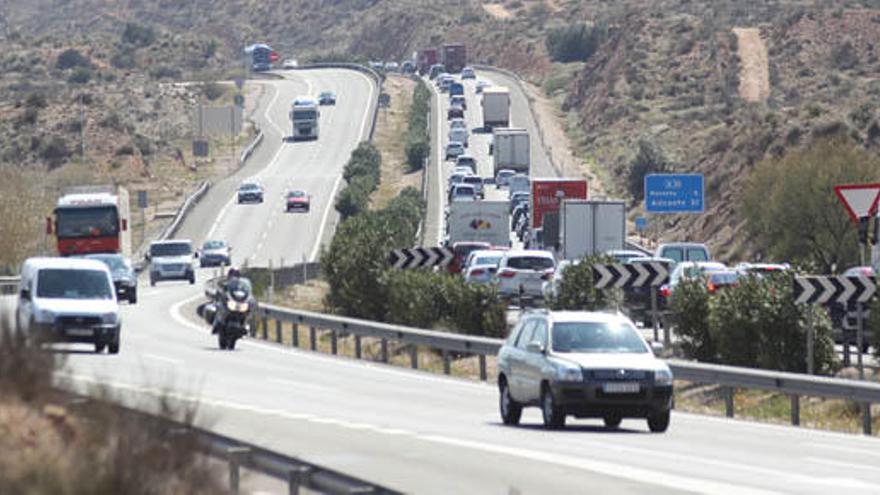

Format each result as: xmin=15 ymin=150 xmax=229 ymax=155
xmin=309 ymin=69 xmax=375 ymax=262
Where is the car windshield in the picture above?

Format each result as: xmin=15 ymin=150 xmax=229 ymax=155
xmin=507 ymin=256 xmax=554 ymax=270
xmin=687 ymin=247 xmax=709 ymax=261
xmin=37 ymin=268 xmax=113 ymax=300
xmin=320 ymin=92 xmax=333 ymax=98
xmin=552 ymin=321 xmax=648 ymax=354
xmin=293 ymin=110 xmax=317 ymax=120
xmin=87 ymin=254 xmax=127 ymax=271
xmin=55 ymin=206 xmax=119 ymax=239
xmin=240 ymin=183 xmax=259 ymax=191
xmin=710 ymin=272 xmax=741 ymax=285
xmin=454 ymin=186 xmax=475 ymax=196
xmin=287 ymin=190 xmax=306 ymax=198
xmin=150 ymin=242 xmax=192 ymax=257
xmin=203 ymin=240 xmax=226 ymax=250
xmin=474 ymin=256 xmax=502 ymax=266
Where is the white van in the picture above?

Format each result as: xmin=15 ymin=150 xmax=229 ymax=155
xmin=16 ymin=257 xmax=121 ymax=354
xmin=148 ymin=240 xmax=197 ymax=286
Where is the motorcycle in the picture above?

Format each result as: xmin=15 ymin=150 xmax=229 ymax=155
xmin=205 ymin=277 xmax=253 ymax=350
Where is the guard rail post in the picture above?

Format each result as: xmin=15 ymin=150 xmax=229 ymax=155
xmin=292 ymin=324 xmax=299 ymax=347
xmin=380 ymin=339 xmax=389 ymax=363
xmin=227 ymin=446 xmax=250 ymax=494
xmin=479 ymin=355 xmax=488 ymax=382
xmin=790 ymin=395 xmax=800 ymax=426
xmin=275 ymin=320 xmax=283 ymax=344
xmin=310 ymin=326 xmax=317 ymax=351
xmin=410 ymin=346 xmax=418 ymax=369
xmin=355 ymin=335 xmax=362 ymax=359
xmin=261 ymin=316 xmax=269 ymax=340
xmin=863 ymin=404 xmax=873 ymax=435
xmin=442 ymin=350 xmax=451 ymax=375
xmin=724 ymin=387 xmax=735 ymax=418
xmin=331 ymin=331 xmax=338 ymax=355
xmin=287 ymin=466 xmax=312 ymax=495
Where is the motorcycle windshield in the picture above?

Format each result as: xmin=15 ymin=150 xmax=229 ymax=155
xmin=226 ymin=278 xmax=252 ymax=301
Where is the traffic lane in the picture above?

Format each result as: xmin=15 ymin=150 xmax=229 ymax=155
xmin=475 ymin=70 xmax=553 ymax=178
xmin=175 ymin=77 xmax=305 ymax=246
xmin=64 ymin=287 xmax=880 ymax=495
xmin=259 ymin=69 xmax=375 ymax=265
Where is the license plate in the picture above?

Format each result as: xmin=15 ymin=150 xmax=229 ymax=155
xmin=66 ymin=328 xmax=93 ymax=337
xmin=603 ymin=382 xmax=640 ymax=394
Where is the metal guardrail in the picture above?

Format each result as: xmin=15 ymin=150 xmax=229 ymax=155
xmin=71 ymin=394 xmax=400 ymax=495
xmin=0 ymin=276 xmax=19 ymax=295
xmin=254 ymin=303 xmax=879 ymax=434
xmin=157 ymin=180 xmax=210 ymax=242
xmin=239 ymin=130 xmax=264 ymax=165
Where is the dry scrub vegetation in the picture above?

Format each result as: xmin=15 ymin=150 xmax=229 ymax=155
xmin=0 ymin=319 xmax=228 ymax=494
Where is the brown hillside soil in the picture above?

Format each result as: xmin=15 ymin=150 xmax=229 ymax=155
xmin=483 ymin=3 xmax=513 ymax=20
xmin=733 ymin=28 xmax=769 ymax=102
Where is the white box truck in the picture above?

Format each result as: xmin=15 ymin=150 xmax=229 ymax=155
xmin=492 ymin=128 xmax=529 ymax=177
xmin=447 ymin=201 xmax=510 ymax=247
xmin=481 ymin=86 xmax=510 ymax=129
xmin=561 ymin=200 xmax=625 ymax=260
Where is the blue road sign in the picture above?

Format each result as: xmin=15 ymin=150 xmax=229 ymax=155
xmin=635 ymin=216 xmax=647 ymax=231
xmin=644 ymin=174 xmax=704 ymax=214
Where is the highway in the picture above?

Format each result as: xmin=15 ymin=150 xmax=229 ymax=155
xmin=3 ymin=67 xmax=880 ymax=494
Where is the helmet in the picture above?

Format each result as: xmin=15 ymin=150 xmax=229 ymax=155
xmin=227 ymin=267 xmax=240 ymax=278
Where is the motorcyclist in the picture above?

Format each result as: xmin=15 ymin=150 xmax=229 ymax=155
xmin=213 ymin=267 xmax=244 ymax=334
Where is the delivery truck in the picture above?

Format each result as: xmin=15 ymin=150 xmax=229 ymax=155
xmin=492 ymin=128 xmax=529 ymax=177
xmin=560 ymin=200 xmax=626 ymax=260
xmin=442 ymin=44 xmax=467 ymax=73
xmin=531 ymin=178 xmax=588 ymax=229
xmin=446 ymin=201 xmax=510 ymax=247
xmin=418 ymin=48 xmax=439 ymax=75
xmin=481 ymin=86 xmax=510 ymax=129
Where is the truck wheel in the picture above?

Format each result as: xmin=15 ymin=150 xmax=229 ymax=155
xmin=129 ymin=291 xmax=137 ymax=304
xmin=108 ymin=335 xmax=120 ymax=354
xmin=603 ymin=414 xmax=622 ymax=429
xmin=94 ymin=342 xmax=106 ymax=353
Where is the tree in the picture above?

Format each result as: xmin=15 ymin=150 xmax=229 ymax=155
xmin=56 ymin=49 xmax=90 ymax=70
xmin=122 ymin=23 xmax=155 ymax=47
xmin=741 ymin=137 xmax=880 ymax=273
xmin=628 ymin=139 xmax=668 ymax=202
xmin=545 ymin=23 xmax=606 ymax=63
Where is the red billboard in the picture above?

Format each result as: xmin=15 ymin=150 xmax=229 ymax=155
xmin=531 ymin=178 xmax=588 ymax=228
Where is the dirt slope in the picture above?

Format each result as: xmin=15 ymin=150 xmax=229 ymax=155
xmin=733 ymin=28 xmax=770 ymax=103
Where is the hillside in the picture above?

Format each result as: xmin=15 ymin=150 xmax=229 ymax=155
xmin=4 ymin=0 xmax=880 ymax=262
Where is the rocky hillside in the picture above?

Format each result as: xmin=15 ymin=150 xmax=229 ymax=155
xmin=4 ymin=0 xmax=880 ymax=260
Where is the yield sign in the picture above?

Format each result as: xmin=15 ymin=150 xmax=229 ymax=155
xmin=834 ymin=183 xmax=880 ymax=224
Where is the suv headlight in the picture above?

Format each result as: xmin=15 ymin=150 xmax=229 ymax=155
xmin=553 ymin=359 xmax=583 ymax=382
xmin=34 ymin=309 xmax=55 ymax=324
xmin=655 ymin=367 xmax=673 ymax=386
xmin=102 ymin=312 xmax=119 ymax=325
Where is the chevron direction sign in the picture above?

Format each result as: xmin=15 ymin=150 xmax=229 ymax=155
xmin=793 ymin=276 xmax=877 ymax=305
xmin=593 ymin=261 xmax=670 ymax=289
xmin=389 ymin=247 xmax=454 ymax=270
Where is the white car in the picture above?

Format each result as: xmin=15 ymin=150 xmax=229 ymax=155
xmin=449 ymin=118 xmax=467 ymax=132
xmin=449 ymin=184 xmax=477 ymax=203
xmin=453 ymin=166 xmax=474 ymax=176
xmin=541 ymin=259 xmax=581 ymax=300
xmin=147 ymin=240 xmax=197 ymax=286
xmin=449 ymin=127 xmax=469 ymax=147
xmin=462 ymin=175 xmax=485 ymax=199
xmin=455 ymin=155 xmax=477 ymax=173
xmin=448 ymin=172 xmax=470 ymax=191
xmin=16 ymin=257 xmax=121 ymax=354
xmin=463 ymin=250 xmax=505 ymax=284
xmin=282 ymin=59 xmax=298 ymax=69
xmin=461 ymin=67 xmax=476 ymax=79
xmin=496 ymin=169 xmax=516 ymax=187
xmin=496 ymin=250 xmax=557 ymax=300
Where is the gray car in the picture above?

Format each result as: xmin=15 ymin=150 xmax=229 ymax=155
xmin=497 ymin=310 xmax=673 ymax=431
xmin=199 ymin=240 xmax=231 ymax=267
xmin=85 ymin=253 xmax=137 ymax=304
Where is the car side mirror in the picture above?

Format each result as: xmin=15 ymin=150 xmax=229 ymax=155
xmin=194 ymin=252 xmax=200 ymax=258
xmin=526 ymin=341 xmax=545 ymax=354
xmin=651 ymin=342 xmax=664 ymax=355
xmin=19 ymin=288 xmax=31 ymax=301
xmin=145 ymin=253 xmax=151 ymax=261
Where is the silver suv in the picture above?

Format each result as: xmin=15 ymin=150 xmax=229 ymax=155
xmin=148 ymin=240 xmax=197 ymax=286
xmin=497 ymin=310 xmax=673 ymax=432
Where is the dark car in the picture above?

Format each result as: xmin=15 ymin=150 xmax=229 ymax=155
xmin=237 ymin=181 xmax=264 ymax=204
xmin=447 ymin=107 xmax=464 ymax=120
xmin=706 ymin=270 xmax=742 ymax=294
xmin=199 ymin=240 xmax=231 ymax=267
xmin=318 ymin=91 xmax=336 ymax=105
xmin=285 ymin=190 xmax=311 ymax=212
xmin=497 ymin=310 xmax=672 ymax=432
xmin=85 ymin=253 xmax=137 ymax=304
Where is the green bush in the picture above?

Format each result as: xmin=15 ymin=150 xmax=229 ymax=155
xmin=122 ymin=23 xmax=156 ymax=47
xmin=336 ymin=141 xmax=382 ymax=218
xmin=545 ymin=23 xmax=605 ymax=63
xmin=335 ymin=174 xmax=373 ymax=219
xmin=404 ymin=81 xmax=431 ymax=171
xmin=669 ymin=272 xmax=837 ymax=373
xmin=668 ymin=277 xmax=713 ymax=361
xmin=56 ymin=49 xmax=90 ymax=70
xmin=67 ymin=67 xmax=92 ymax=84
xmin=549 ymin=256 xmax=617 ymax=311
xmin=628 ymin=138 xmax=668 ymax=202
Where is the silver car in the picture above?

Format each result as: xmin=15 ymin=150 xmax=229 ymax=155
xmin=497 ymin=310 xmax=672 ymax=431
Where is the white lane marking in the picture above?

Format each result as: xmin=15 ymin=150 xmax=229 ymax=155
xmin=262 ymin=82 xmax=284 ymax=135
xmin=308 ymin=70 xmax=376 ymax=262
xmin=169 ymin=293 xmax=210 ymax=333
xmin=268 ymin=377 xmax=337 ymax=393
xmin=373 ymin=427 xmax=414 ymax=436
xmin=803 ymin=457 xmax=880 ymax=472
xmin=801 ymin=442 xmax=880 ymax=458
xmin=677 ymin=412 xmax=880 ymax=445
xmin=433 ymin=81 xmax=444 ymax=245
xmin=414 ymin=434 xmax=781 ymax=495
xmin=142 ymin=354 xmax=183 ymax=365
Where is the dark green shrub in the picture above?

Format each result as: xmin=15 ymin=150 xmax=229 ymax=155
xmin=122 ymin=23 xmax=156 ymax=47
xmin=335 ymin=175 xmax=373 ymax=219
xmin=404 ymin=81 xmax=431 ymax=171
xmin=545 ymin=23 xmax=606 ymax=63
xmin=56 ymin=49 xmax=90 ymax=70
xmin=628 ymin=138 xmax=668 ymax=202
xmin=668 ymin=277 xmax=714 ymax=361
xmin=549 ymin=256 xmax=617 ymax=311
xmin=67 ymin=67 xmax=92 ymax=84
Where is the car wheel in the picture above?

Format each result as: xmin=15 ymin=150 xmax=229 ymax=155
xmin=499 ymin=378 xmax=522 ymax=426
xmin=541 ymin=386 xmax=565 ymax=430
xmin=218 ymin=334 xmax=228 ymax=350
xmin=94 ymin=342 xmax=106 ymax=353
xmin=647 ymin=410 xmax=670 ymax=433
xmin=108 ymin=334 xmax=120 ymax=355
xmin=129 ymin=291 xmax=137 ymax=304
xmin=149 ymin=275 xmax=156 ymax=287
xmin=603 ymin=414 xmax=622 ymax=429
xmin=188 ymin=273 xmax=196 ymax=285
